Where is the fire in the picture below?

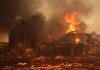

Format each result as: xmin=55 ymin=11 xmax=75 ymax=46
xmin=75 ymin=38 xmax=80 ymax=43
xmin=64 ymin=12 xmax=80 ymax=33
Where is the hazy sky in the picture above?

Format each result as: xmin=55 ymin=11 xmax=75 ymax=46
xmin=81 ymin=0 xmax=100 ymax=34
xmin=0 ymin=0 xmax=100 ymax=42
xmin=0 ymin=0 xmax=100 ymax=33
xmin=19 ymin=0 xmax=100 ymax=34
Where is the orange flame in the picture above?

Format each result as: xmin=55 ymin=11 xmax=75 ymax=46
xmin=64 ymin=12 xmax=80 ymax=33
xmin=75 ymin=38 xmax=80 ymax=43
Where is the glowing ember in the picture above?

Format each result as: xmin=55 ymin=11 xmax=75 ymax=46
xmin=64 ymin=12 xmax=80 ymax=33
xmin=75 ymin=38 xmax=80 ymax=43
xmin=54 ymin=56 xmax=64 ymax=59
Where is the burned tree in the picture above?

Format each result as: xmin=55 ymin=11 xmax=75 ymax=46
xmin=9 ymin=18 xmax=28 ymax=48
xmin=9 ymin=13 xmax=45 ymax=56
xmin=30 ymin=13 xmax=45 ymax=56
xmin=9 ymin=18 xmax=34 ymax=57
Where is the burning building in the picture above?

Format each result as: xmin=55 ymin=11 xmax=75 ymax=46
xmin=7 ymin=10 xmax=100 ymax=57
xmin=64 ymin=12 xmax=87 ymax=33
xmin=52 ymin=32 xmax=87 ymax=56
xmin=42 ymin=11 xmax=98 ymax=56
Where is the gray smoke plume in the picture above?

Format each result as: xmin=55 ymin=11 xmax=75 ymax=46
xmin=1 ymin=0 xmax=99 ymax=42
xmin=12 ymin=0 xmax=93 ymax=41
xmin=80 ymin=0 xmax=100 ymax=34
xmin=22 ymin=0 xmax=92 ymax=19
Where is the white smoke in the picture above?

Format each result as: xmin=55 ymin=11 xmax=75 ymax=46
xmin=80 ymin=0 xmax=100 ymax=34
xmin=19 ymin=0 xmax=100 ymax=35
xmin=18 ymin=0 xmax=94 ymax=41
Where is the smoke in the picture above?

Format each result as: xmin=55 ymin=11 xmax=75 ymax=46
xmin=23 ymin=0 xmax=92 ymax=19
xmin=1 ymin=0 xmax=100 ymax=42
xmin=80 ymin=0 xmax=100 ymax=34
xmin=19 ymin=0 xmax=93 ymax=41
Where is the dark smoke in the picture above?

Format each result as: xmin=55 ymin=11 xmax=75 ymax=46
xmin=46 ymin=0 xmax=92 ymax=40
xmin=20 ymin=0 xmax=92 ymax=19
xmin=0 ymin=0 xmax=93 ymax=42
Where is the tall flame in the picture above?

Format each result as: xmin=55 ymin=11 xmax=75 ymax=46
xmin=64 ymin=12 xmax=80 ymax=33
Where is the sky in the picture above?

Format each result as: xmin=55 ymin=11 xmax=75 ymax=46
xmin=0 ymin=0 xmax=100 ymax=42
xmin=81 ymin=0 xmax=100 ymax=34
